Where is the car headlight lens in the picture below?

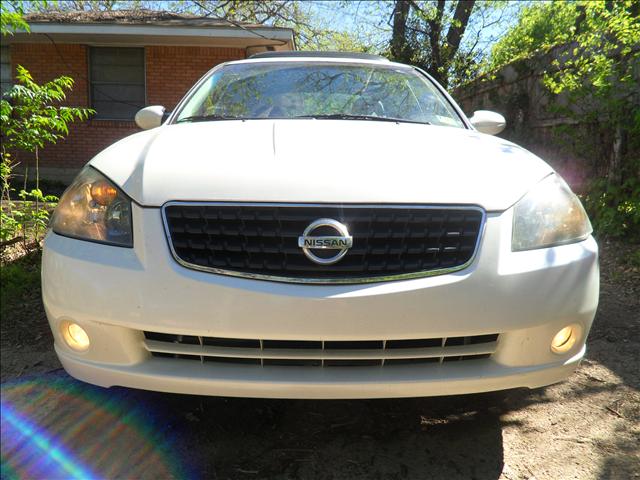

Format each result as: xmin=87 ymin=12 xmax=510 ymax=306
xmin=51 ymin=166 xmax=133 ymax=247
xmin=512 ymin=174 xmax=592 ymax=251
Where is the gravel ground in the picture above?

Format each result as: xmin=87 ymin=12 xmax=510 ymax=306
xmin=1 ymin=240 xmax=638 ymax=479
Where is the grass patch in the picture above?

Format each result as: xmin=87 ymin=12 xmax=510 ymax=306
xmin=0 ymin=251 xmax=41 ymax=320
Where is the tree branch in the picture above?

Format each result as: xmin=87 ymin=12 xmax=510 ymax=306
xmin=445 ymin=0 xmax=475 ymax=57
xmin=427 ymin=0 xmax=446 ymax=68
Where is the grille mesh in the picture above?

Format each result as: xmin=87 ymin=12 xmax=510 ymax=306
xmin=163 ymin=204 xmax=484 ymax=282
xmin=143 ymin=332 xmax=499 ymax=367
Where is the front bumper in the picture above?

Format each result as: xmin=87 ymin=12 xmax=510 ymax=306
xmin=42 ymin=206 xmax=599 ymax=399
xmin=55 ymin=345 xmax=585 ymax=399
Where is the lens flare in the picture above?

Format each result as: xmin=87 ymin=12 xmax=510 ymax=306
xmin=1 ymin=401 xmax=97 ymax=479
xmin=1 ymin=374 xmax=190 ymax=479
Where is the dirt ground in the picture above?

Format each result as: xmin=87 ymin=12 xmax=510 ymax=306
xmin=1 ymin=240 xmax=638 ymax=479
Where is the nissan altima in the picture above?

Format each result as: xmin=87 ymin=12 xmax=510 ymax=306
xmin=43 ymin=51 xmax=599 ymax=398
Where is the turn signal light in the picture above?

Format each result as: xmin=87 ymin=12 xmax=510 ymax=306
xmin=90 ymin=181 xmax=118 ymax=206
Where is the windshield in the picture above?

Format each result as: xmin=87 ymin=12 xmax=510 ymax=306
xmin=174 ymin=61 xmax=465 ymax=127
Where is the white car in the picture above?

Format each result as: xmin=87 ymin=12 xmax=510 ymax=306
xmin=43 ymin=52 xmax=599 ymax=399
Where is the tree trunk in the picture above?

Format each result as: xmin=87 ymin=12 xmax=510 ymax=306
xmin=426 ymin=0 xmax=446 ymax=83
xmin=445 ymin=0 xmax=475 ymax=57
xmin=608 ymin=123 xmax=626 ymax=184
xmin=390 ymin=0 xmax=411 ymax=63
xmin=35 ymin=145 xmax=41 ymax=240
xmin=574 ymin=5 xmax=586 ymax=34
xmin=430 ymin=0 xmax=475 ymax=88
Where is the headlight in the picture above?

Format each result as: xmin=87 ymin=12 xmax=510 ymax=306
xmin=51 ymin=166 xmax=133 ymax=247
xmin=512 ymin=174 xmax=592 ymax=251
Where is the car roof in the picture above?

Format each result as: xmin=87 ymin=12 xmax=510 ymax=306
xmin=249 ymin=51 xmax=389 ymax=62
xmin=228 ymin=51 xmax=409 ymax=69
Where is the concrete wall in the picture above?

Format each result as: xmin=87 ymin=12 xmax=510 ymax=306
xmin=454 ymin=54 xmax=605 ymax=191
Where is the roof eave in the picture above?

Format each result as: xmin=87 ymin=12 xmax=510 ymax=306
xmin=6 ymin=22 xmax=295 ymax=49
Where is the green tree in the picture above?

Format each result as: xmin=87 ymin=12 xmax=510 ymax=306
xmin=488 ymin=1 xmax=581 ymax=70
xmin=488 ymin=0 xmax=640 ymax=238
xmin=31 ymin=0 xmax=354 ymax=51
xmin=1 ymin=66 xmax=94 ymax=184
xmin=1 ymin=67 xmax=94 ymax=246
xmin=546 ymin=1 xmax=639 ymax=178
xmin=386 ymin=0 xmax=515 ymax=88
xmin=0 ymin=1 xmax=31 ymax=35
xmin=167 ymin=0 xmax=330 ymax=50
xmin=389 ymin=0 xmax=475 ymax=87
xmin=489 ymin=0 xmax=640 ymax=180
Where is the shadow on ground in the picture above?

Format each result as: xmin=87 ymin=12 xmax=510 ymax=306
xmin=1 ymin=242 xmax=638 ymax=479
xmin=1 ymin=370 xmax=555 ymax=480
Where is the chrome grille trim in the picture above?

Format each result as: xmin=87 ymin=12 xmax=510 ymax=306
xmin=161 ymin=202 xmax=486 ymax=284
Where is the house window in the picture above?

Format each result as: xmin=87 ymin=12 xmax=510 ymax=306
xmin=1 ymin=45 xmax=11 ymax=95
xmin=90 ymin=47 xmax=145 ymax=120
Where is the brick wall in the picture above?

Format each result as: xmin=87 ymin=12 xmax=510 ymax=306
xmin=10 ymin=43 xmax=245 ymax=182
xmin=146 ymin=46 xmax=245 ymax=110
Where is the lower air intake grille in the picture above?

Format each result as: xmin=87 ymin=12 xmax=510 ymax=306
xmin=143 ymin=332 xmax=499 ymax=367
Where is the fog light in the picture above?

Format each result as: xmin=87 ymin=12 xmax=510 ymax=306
xmin=551 ymin=325 xmax=579 ymax=354
xmin=61 ymin=322 xmax=90 ymax=351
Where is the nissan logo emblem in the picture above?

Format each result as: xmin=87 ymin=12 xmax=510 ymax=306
xmin=298 ymin=218 xmax=353 ymax=265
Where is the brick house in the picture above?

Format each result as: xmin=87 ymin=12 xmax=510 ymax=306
xmin=2 ymin=10 xmax=295 ymax=182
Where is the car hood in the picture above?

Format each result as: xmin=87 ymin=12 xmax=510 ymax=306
xmin=90 ymin=120 xmax=553 ymax=211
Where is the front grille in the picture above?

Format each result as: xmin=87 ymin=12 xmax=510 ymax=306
xmin=143 ymin=332 xmax=499 ymax=367
xmin=162 ymin=203 xmax=484 ymax=283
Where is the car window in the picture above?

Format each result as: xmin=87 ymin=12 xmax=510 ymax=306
xmin=176 ymin=62 xmax=465 ymax=128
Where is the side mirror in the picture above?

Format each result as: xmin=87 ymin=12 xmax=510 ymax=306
xmin=469 ymin=110 xmax=506 ymax=135
xmin=135 ymin=105 xmax=166 ymax=130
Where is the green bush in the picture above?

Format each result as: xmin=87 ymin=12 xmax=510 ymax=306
xmin=582 ymin=173 xmax=640 ymax=241
xmin=1 ymin=66 xmax=93 ymax=252
xmin=0 ymin=251 xmax=41 ymax=319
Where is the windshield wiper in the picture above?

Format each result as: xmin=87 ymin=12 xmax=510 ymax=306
xmin=176 ymin=113 xmax=431 ymax=125
xmin=293 ymin=114 xmax=430 ymax=125
xmin=176 ymin=114 xmax=244 ymax=123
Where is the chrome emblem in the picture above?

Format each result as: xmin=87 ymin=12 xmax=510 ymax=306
xmin=298 ymin=218 xmax=353 ymax=265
